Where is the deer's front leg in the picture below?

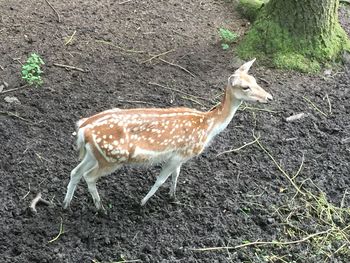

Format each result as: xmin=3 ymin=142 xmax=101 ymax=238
xmin=141 ymin=159 xmax=182 ymax=206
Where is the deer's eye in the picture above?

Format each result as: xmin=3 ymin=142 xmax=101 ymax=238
xmin=242 ymin=86 xmax=250 ymax=92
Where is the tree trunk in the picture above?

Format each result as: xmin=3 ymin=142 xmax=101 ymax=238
xmin=237 ymin=0 xmax=350 ymax=72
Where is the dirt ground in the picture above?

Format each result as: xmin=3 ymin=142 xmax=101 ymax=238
xmin=1 ymin=1 xmax=350 ymax=262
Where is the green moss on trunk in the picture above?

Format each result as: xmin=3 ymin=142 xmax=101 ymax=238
xmin=237 ymin=0 xmax=350 ymax=72
xmin=237 ymin=0 xmax=265 ymax=21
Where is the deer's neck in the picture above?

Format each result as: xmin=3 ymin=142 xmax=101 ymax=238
xmin=205 ymin=86 xmax=242 ymax=143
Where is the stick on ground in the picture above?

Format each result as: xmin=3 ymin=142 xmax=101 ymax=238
xmin=44 ymin=0 xmax=61 ymax=22
xmin=142 ymin=49 xmax=175 ymax=63
xmin=216 ymin=134 xmax=261 ymax=157
xmin=48 ymin=218 xmax=64 ymax=243
xmin=30 ymin=193 xmax=51 ymax=213
xmin=303 ymin=96 xmax=327 ymax=117
xmin=191 ymin=229 xmax=332 ymax=251
xmin=65 ymin=30 xmax=76 ymax=45
xmin=0 ymin=84 xmax=28 ymax=95
xmin=158 ymin=58 xmax=196 ymax=77
xmin=53 ymin=63 xmax=86 ymax=72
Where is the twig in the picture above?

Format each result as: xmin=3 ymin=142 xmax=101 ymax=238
xmin=158 ymin=58 xmax=196 ymax=77
xmin=30 ymin=192 xmax=51 ymax=213
xmin=0 ymin=85 xmax=28 ymax=94
xmin=216 ymin=134 xmax=261 ymax=157
xmin=333 ymin=243 xmax=348 ymax=255
xmin=65 ymin=30 xmax=76 ymax=45
xmin=44 ymin=0 xmax=61 ymax=23
xmin=118 ymin=0 xmax=135 ymax=4
xmin=240 ymin=105 xmax=277 ymax=113
xmin=148 ymin=82 xmax=210 ymax=102
xmin=12 ymin=58 xmax=23 ymax=65
xmin=340 ymin=189 xmax=348 ymax=209
xmin=53 ymin=63 xmax=86 ymax=72
xmin=179 ymin=95 xmax=206 ymax=107
xmin=48 ymin=218 xmax=64 ymax=243
xmin=303 ymin=96 xmax=328 ymax=117
xmin=257 ymin=77 xmax=270 ymax=85
xmin=111 ymin=260 xmax=141 ymax=263
xmin=117 ymin=99 xmax=154 ymax=105
xmin=142 ymin=49 xmax=175 ymax=63
xmin=35 ymin=152 xmax=52 ymax=163
xmin=325 ymin=94 xmax=332 ymax=114
xmin=191 ymin=229 xmax=332 ymax=251
xmin=21 ymin=183 xmax=31 ymax=200
xmin=96 ymin=40 xmax=145 ymax=54
xmin=253 ymin=133 xmax=305 ymax=196
xmin=93 ymin=260 xmax=141 ymax=263
xmin=0 ymin=111 xmax=34 ymax=123
xmin=292 ymin=153 xmax=305 ymax=180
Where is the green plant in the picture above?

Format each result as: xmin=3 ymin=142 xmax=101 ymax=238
xmin=21 ymin=53 xmax=45 ymax=86
xmin=219 ymin=28 xmax=238 ymax=50
xmin=221 ymin=43 xmax=230 ymax=50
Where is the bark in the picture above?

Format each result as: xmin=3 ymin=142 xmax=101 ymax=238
xmin=266 ymin=0 xmax=338 ymax=45
xmin=237 ymin=0 xmax=350 ymax=72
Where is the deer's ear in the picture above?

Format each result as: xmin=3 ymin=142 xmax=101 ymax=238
xmin=228 ymin=74 xmax=239 ymax=86
xmin=235 ymin=58 xmax=256 ymax=74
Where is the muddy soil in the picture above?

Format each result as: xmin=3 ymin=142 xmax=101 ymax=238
xmin=0 ymin=1 xmax=349 ymax=262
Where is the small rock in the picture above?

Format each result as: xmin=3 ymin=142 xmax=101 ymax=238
xmin=0 ymin=84 xmax=4 ymax=93
xmin=4 ymin=96 xmax=21 ymax=104
xmin=342 ymin=51 xmax=350 ymax=65
xmin=286 ymin=112 xmax=306 ymax=122
xmin=341 ymin=137 xmax=350 ymax=144
xmin=267 ymin=217 xmax=275 ymax=224
xmin=323 ymin=69 xmax=332 ymax=76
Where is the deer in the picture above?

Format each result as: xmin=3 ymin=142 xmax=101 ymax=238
xmin=63 ymin=58 xmax=273 ymax=210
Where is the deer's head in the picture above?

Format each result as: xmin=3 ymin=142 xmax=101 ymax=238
xmin=228 ymin=59 xmax=273 ymax=103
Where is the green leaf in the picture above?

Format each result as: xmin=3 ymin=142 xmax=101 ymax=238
xmin=221 ymin=43 xmax=230 ymax=50
xmin=219 ymin=28 xmax=238 ymax=43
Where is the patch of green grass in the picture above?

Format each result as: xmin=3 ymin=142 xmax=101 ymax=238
xmin=21 ymin=53 xmax=45 ymax=86
xmin=218 ymin=28 xmax=238 ymax=50
xmin=219 ymin=28 xmax=238 ymax=43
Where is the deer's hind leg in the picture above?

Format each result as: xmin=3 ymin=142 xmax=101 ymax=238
xmin=83 ymin=164 xmax=122 ymax=210
xmin=63 ymin=148 xmax=98 ymax=209
xmin=169 ymin=165 xmax=182 ymax=199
